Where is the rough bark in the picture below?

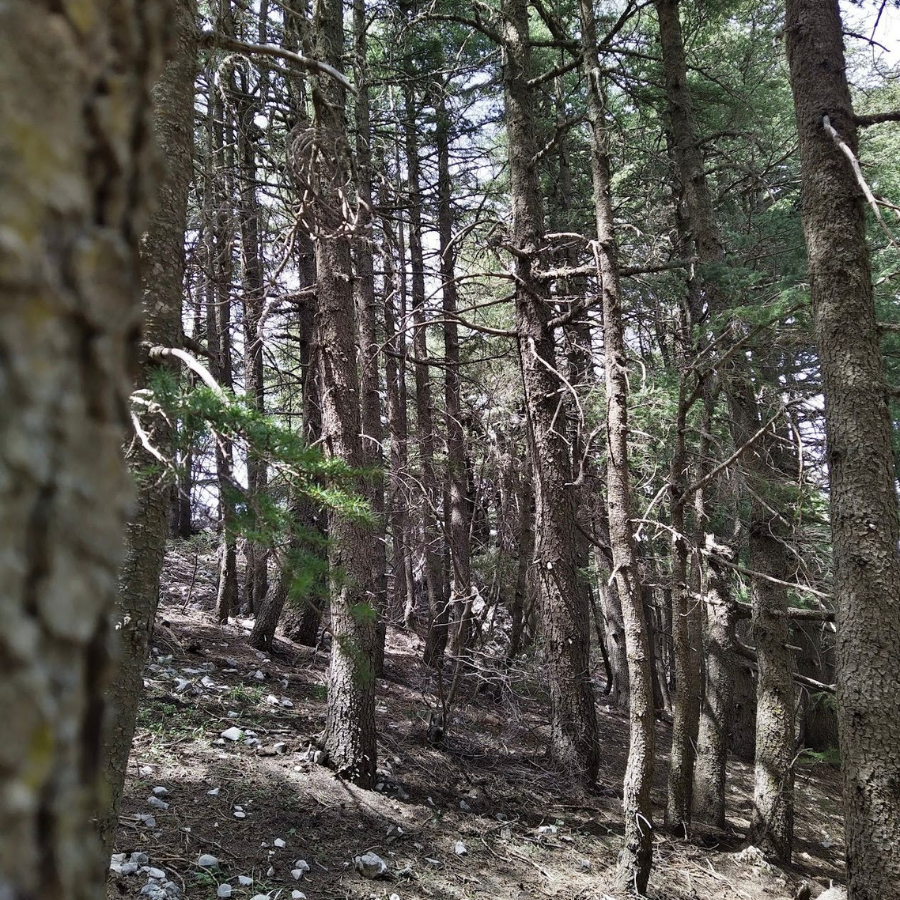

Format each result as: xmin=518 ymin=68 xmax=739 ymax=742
xmin=99 ymin=0 xmax=199 ymax=851
xmin=692 ymin=539 xmax=736 ymax=829
xmin=0 ymin=0 xmax=167 ymax=894
xmin=404 ymin=88 xmax=450 ymax=668
xmin=785 ymin=4 xmax=900 ymax=892
xmin=502 ymin=0 xmax=599 ymax=784
xmin=312 ymin=0 xmax=377 ymax=786
xmin=657 ymin=0 xmax=796 ymax=850
xmin=436 ymin=91 xmax=474 ymax=657
xmin=579 ymin=0 xmax=654 ymax=886
xmin=352 ymin=0 xmax=387 ymax=675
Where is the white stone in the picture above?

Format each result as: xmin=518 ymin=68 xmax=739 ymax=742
xmin=537 ymin=824 xmax=558 ymax=835
xmin=459 ymin=800 xmax=471 ymax=812
xmin=147 ymin=796 xmax=169 ymax=810
xmin=280 ymin=698 xmax=294 ymax=708
xmin=293 ymin=860 xmax=310 ymax=874
xmin=266 ymin=694 xmax=280 ymax=706
xmin=237 ymin=875 xmax=253 ymax=886
xmin=207 ymin=788 xmax=220 ymax=797
xmin=221 ymin=727 xmax=243 ymax=742
xmin=216 ymin=885 xmax=232 ymax=898
xmin=233 ymin=810 xmax=246 ymax=819
xmin=291 ymin=893 xmax=306 ymax=900
xmin=139 ymin=765 xmax=154 ymax=777
xmin=273 ymin=839 xmax=286 ymax=848
xmin=152 ymin=786 xmax=169 ymax=797
xmin=454 ymin=841 xmax=467 ymax=856
xmin=147 ymin=867 xmax=166 ymax=880
xmin=197 ymin=854 xmax=218 ymax=868
xmin=254 ymin=670 xmax=265 ymax=681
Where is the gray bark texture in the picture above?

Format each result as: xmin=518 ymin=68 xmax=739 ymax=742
xmin=312 ymin=0 xmax=378 ymax=786
xmin=100 ymin=0 xmax=199 ymax=851
xmin=502 ymin=0 xmax=600 ymax=785
xmin=0 ymin=0 xmax=168 ymax=896
xmin=579 ymin=0 xmax=655 ymax=886
xmin=786 ymin=2 xmax=900 ymax=895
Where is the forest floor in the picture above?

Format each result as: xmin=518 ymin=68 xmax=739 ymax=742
xmin=107 ymin=540 xmax=846 ymax=900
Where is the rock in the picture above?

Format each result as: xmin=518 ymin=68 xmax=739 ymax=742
xmin=120 ymin=862 xmax=139 ymax=876
xmin=390 ymin=895 xmax=400 ymax=900
xmin=162 ymin=881 xmax=180 ymax=898
xmin=291 ymin=860 xmax=311 ymax=880
xmin=250 ymin=895 xmax=271 ymax=900
xmin=386 ymin=824 xmax=404 ymax=838
xmin=201 ymin=676 xmax=217 ymax=688
xmin=221 ymin=727 xmax=243 ymax=742
xmin=274 ymin=838 xmax=286 ymax=848
xmin=132 ymin=852 xmax=150 ymax=866
xmin=280 ymin=698 xmax=294 ymax=708
xmin=454 ymin=841 xmax=468 ymax=856
xmin=254 ymin=670 xmax=266 ymax=681
xmin=459 ymin=800 xmax=472 ymax=812
xmin=233 ymin=810 xmax=246 ymax=819
xmin=139 ymin=765 xmax=154 ymax=777
xmin=266 ymin=694 xmax=280 ymax=706
xmin=147 ymin=867 xmax=166 ymax=880
xmin=207 ymin=787 xmax=220 ymax=797
xmin=537 ymin=825 xmax=558 ymax=835
xmin=137 ymin=813 xmax=157 ymax=828
xmin=147 ymin=796 xmax=169 ymax=810
xmin=238 ymin=875 xmax=253 ymax=886
xmin=580 ymin=859 xmax=591 ymax=871
xmin=500 ymin=825 xmax=512 ymax=840
xmin=111 ymin=853 xmax=126 ymax=866
xmin=817 ymin=889 xmax=847 ymax=900
xmin=197 ymin=854 xmax=219 ymax=868
xmin=140 ymin=885 xmax=165 ymax=899
xmin=266 ymin=866 xmax=274 ymax=877
xmin=354 ymin=852 xmax=388 ymax=878
xmin=216 ymin=885 xmax=232 ymax=898
xmin=292 ymin=893 xmax=307 ymax=900
xmin=273 ymin=742 xmax=288 ymax=754
xmin=152 ymin=786 xmax=169 ymax=797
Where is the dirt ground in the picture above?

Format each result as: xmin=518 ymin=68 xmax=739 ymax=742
xmin=107 ymin=541 xmax=846 ymax=900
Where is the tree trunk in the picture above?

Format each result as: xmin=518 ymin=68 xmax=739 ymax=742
xmin=0 ymin=0 xmax=166 ymax=893
xmin=312 ymin=0 xmax=377 ymax=786
xmin=502 ymin=0 xmax=599 ymax=784
xmin=98 ymin=0 xmax=199 ymax=852
xmin=404 ymin=87 xmax=450 ymax=668
xmin=692 ymin=539 xmax=736 ymax=829
xmin=436 ymin=90 xmax=474 ymax=657
xmin=579 ymin=0 xmax=654 ymax=886
xmin=352 ymin=0 xmax=387 ymax=675
xmin=785 ymin=3 xmax=900 ymax=893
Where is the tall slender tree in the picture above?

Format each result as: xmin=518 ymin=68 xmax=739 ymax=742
xmin=786 ymin=1 xmax=900 ymax=895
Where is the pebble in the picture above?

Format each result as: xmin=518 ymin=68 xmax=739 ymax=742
xmin=459 ymin=800 xmax=471 ymax=812
xmin=537 ymin=824 xmax=558 ymax=835
xmin=216 ymin=885 xmax=232 ymax=898
xmin=233 ymin=810 xmax=246 ymax=819
xmin=221 ymin=727 xmax=243 ymax=742
xmin=137 ymin=814 xmax=157 ymax=828
xmin=238 ymin=875 xmax=253 ymax=886
xmin=250 ymin=895 xmax=270 ymax=900
xmin=292 ymin=893 xmax=306 ymax=900
xmin=274 ymin=838 xmax=286 ymax=848
xmin=272 ymin=742 xmax=288 ymax=754
xmin=197 ymin=854 xmax=219 ymax=868
xmin=500 ymin=825 xmax=512 ymax=840
xmin=139 ymin=765 xmax=154 ymax=777
xmin=280 ymin=698 xmax=294 ymax=708
xmin=454 ymin=841 xmax=468 ymax=855
xmin=152 ymin=786 xmax=169 ymax=797
xmin=580 ymin=859 xmax=591 ymax=871
xmin=254 ymin=670 xmax=266 ymax=681
xmin=147 ymin=867 xmax=166 ymax=880
xmin=266 ymin=695 xmax=280 ymax=706
xmin=354 ymin=852 xmax=388 ymax=878
xmin=207 ymin=787 xmax=220 ymax=797
xmin=147 ymin=796 xmax=169 ymax=810
xmin=132 ymin=853 xmax=150 ymax=866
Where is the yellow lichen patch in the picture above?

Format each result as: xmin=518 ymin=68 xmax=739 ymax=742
xmin=60 ymin=0 xmax=97 ymax=36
